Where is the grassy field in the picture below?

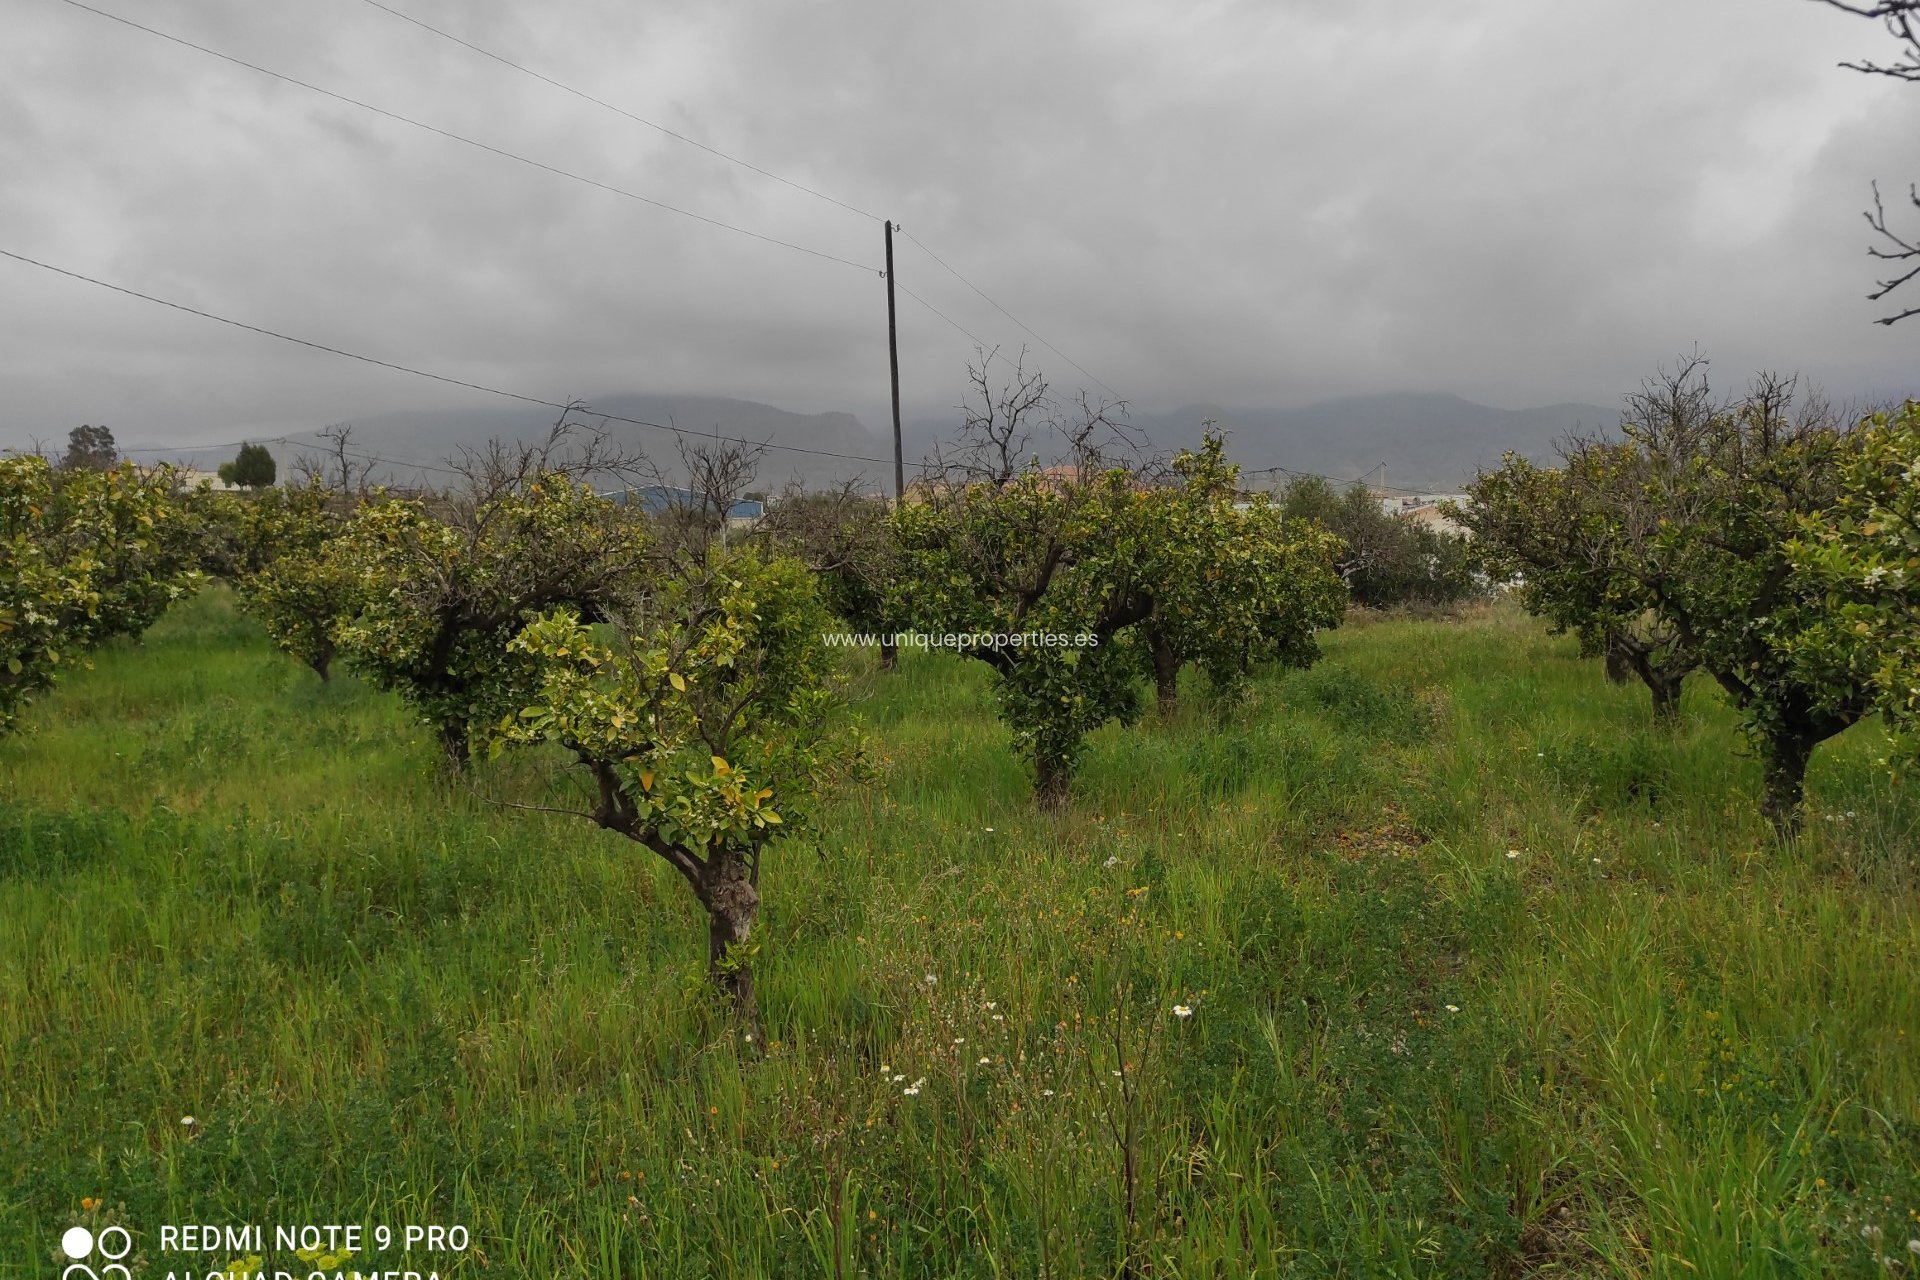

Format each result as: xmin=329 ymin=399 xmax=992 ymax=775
xmin=3 ymin=589 xmax=1918 ymax=1278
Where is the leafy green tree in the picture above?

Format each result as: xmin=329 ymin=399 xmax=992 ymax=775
xmin=500 ymin=548 xmax=848 ymax=1015
xmin=1 ymin=455 xmax=95 ymax=731
xmin=1786 ymin=399 xmax=1920 ymax=760
xmin=1 ymin=456 xmax=199 ymax=731
xmin=1457 ymin=441 xmax=1695 ymax=719
xmin=1140 ymin=434 xmax=1346 ymax=712
xmin=1279 ymin=475 xmax=1480 ymax=610
xmin=891 ymin=362 xmax=1344 ymax=804
xmin=760 ymin=484 xmax=903 ymax=664
xmin=889 ymin=353 xmax=1163 ymax=807
xmin=194 ymin=481 xmax=335 ymax=581
xmin=329 ymin=471 xmax=650 ymax=767
xmin=59 ymin=424 xmax=117 ymax=472
xmin=244 ymin=537 xmax=362 ymax=682
xmin=217 ymin=442 xmax=277 ymax=490
xmin=1629 ymin=373 xmax=1875 ymax=831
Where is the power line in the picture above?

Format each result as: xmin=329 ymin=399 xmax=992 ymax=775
xmin=896 ymin=284 xmax=1000 ymax=363
xmin=897 ymin=228 xmax=1121 ymax=401
xmin=119 ymin=429 xmax=323 ymax=456
xmin=0 ymin=247 xmax=903 ymax=469
xmin=14 ymin=246 xmax=1443 ymax=493
xmin=354 ymin=0 xmax=880 ymax=223
xmin=56 ymin=0 xmax=875 ymax=274
xmin=338 ymin=0 xmax=1108 ymax=398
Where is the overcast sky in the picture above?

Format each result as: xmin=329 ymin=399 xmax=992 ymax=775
xmin=2 ymin=0 xmax=1916 ymax=454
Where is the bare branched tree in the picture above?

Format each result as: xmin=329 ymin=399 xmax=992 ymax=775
xmin=1814 ymin=0 xmax=1920 ymax=79
xmin=449 ymin=402 xmax=647 ymax=510
xmin=922 ymin=347 xmax=1141 ymax=490
xmin=291 ymin=423 xmax=377 ymax=506
xmin=635 ymin=432 xmax=769 ymax=567
xmin=1809 ymin=0 xmax=1920 ymax=322
xmin=1863 ymin=181 xmax=1920 ymax=325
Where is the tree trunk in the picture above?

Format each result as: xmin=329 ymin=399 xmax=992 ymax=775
xmin=1646 ymin=668 xmax=1684 ymax=721
xmin=438 ymin=719 xmax=471 ymax=770
xmin=1760 ymin=730 xmax=1815 ymax=839
xmin=703 ymin=851 xmax=760 ymax=1018
xmin=1603 ymin=631 xmax=1633 ymax=685
xmin=1149 ymin=628 xmax=1180 ymax=715
xmin=1035 ymin=754 xmax=1071 ymax=810
xmin=879 ymin=638 xmax=899 ymax=671
xmin=310 ymin=646 xmax=333 ymax=683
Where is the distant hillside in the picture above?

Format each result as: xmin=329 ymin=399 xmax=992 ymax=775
xmin=903 ymin=392 xmax=1620 ymax=491
xmin=1121 ymin=394 xmax=1621 ymax=491
xmin=342 ymin=394 xmax=896 ymax=490
xmin=128 ymin=391 xmax=1621 ymax=494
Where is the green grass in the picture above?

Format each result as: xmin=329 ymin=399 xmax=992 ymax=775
xmin=3 ymin=591 xmax=1918 ymax=1278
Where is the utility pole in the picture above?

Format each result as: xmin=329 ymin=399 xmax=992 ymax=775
xmin=884 ymin=219 xmax=904 ymax=501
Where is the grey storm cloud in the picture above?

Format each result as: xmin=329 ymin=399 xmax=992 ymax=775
xmin=1 ymin=0 xmax=1915 ymax=452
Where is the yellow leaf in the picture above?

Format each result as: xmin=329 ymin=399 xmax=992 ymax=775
xmin=711 ymin=756 xmax=731 ymax=774
xmin=639 ymin=770 xmax=655 ymax=792
xmin=669 ymin=672 xmax=687 ymax=692
xmin=761 ymin=811 xmax=782 ymax=825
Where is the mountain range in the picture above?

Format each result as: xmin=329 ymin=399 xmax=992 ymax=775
xmin=138 ymin=391 xmax=1624 ymax=494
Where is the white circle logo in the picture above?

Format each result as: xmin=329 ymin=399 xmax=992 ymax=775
xmin=61 ymin=1226 xmax=94 ymax=1259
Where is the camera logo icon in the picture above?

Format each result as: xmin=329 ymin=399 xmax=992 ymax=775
xmin=60 ymin=1224 xmax=132 ymax=1279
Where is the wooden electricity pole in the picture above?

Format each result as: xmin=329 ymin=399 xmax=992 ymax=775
xmin=884 ymin=219 xmax=904 ymax=501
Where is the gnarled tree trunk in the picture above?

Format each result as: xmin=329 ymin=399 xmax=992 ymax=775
xmin=1647 ymin=668 xmax=1684 ymax=721
xmin=1603 ymin=630 xmax=1634 ymax=685
xmin=1148 ymin=626 xmax=1180 ymax=715
xmin=1035 ymin=754 xmax=1071 ymax=811
xmin=1760 ymin=730 xmax=1816 ymax=839
xmin=701 ymin=850 xmax=760 ymax=1018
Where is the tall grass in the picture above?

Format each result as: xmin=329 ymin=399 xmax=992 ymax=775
xmin=1 ymin=592 xmax=1915 ymax=1277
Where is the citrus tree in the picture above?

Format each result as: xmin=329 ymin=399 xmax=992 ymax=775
xmin=760 ymin=484 xmax=904 ymax=666
xmin=194 ymin=481 xmax=336 ymax=582
xmin=1 ymin=455 xmax=199 ymax=731
xmin=244 ymin=538 xmax=363 ymax=682
xmin=892 ymin=413 xmax=1343 ymax=804
xmin=499 ymin=548 xmax=848 ymax=1015
xmin=1786 ymin=400 xmax=1920 ymax=761
xmin=1139 ymin=434 xmax=1346 ymax=711
xmin=1457 ymin=444 xmax=1695 ymax=719
xmin=1631 ymin=374 xmax=1876 ymax=831
xmin=891 ymin=457 xmax=1154 ymax=805
xmin=329 ymin=474 xmax=650 ymax=767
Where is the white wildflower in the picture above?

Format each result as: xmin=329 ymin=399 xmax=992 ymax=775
xmin=1102 ymin=855 xmax=1119 ymax=868
xmin=1173 ymin=1004 xmax=1193 ymax=1018
xmin=1445 ymin=1004 xmax=1460 ymax=1013
xmin=978 ymin=1057 xmax=991 ymax=1065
